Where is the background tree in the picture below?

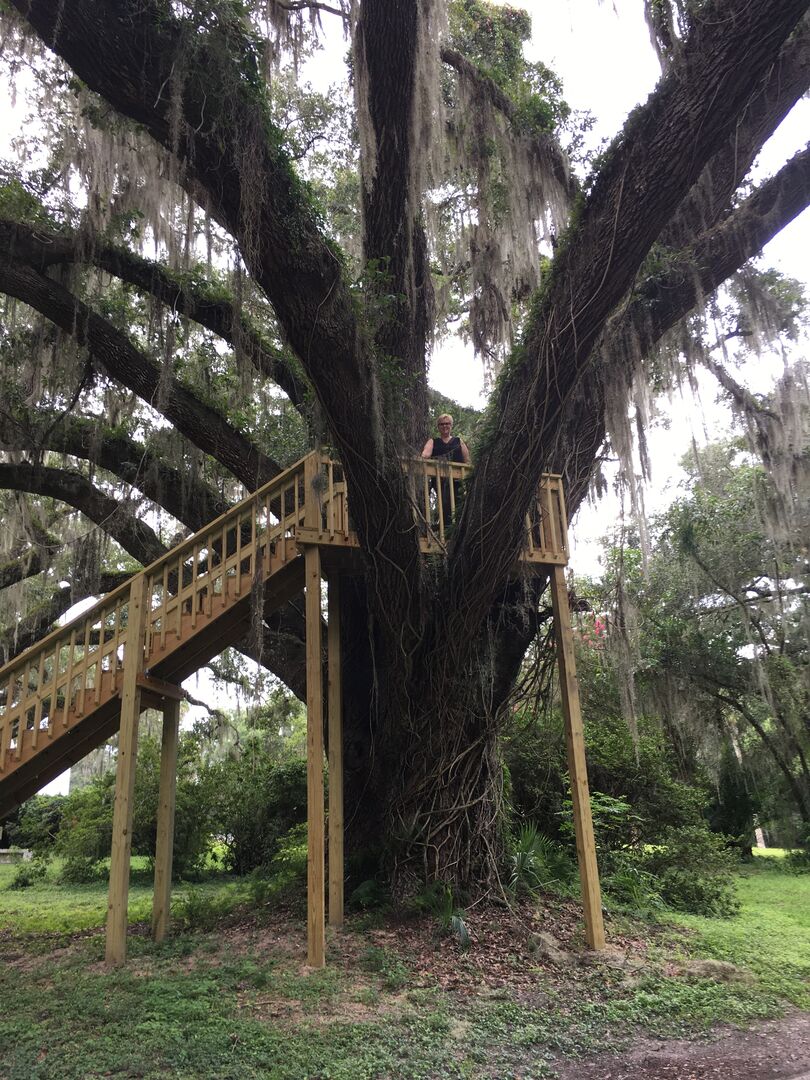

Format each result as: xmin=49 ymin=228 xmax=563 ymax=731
xmin=0 ymin=0 xmax=808 ymax=890
xmin=588 ymin=432 xmax=809 ymax=845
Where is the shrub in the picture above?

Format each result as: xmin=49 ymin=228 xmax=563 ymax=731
xmin=601 ymin=852 xmax=663 ymax=917
xmin=174 ymin=886 xmax=234 ymax=931
xmin=207 ymin=758 xmax=308 ymax=875
xmin=6 ymin=795 xmax=66 ymax=854
xmin=640 ymin=824 xmax=740 ymax=917
xmin=58 ymin=855 xmax=109 ymax=884
xmin=267 ymin=821 xmax=308 ymax=888
xmin=504 ymin=708 xmax=705 ymax=847
xmin=7 ymin=858 xmax=48 ymax=890
xmin=561 ymin=791 xmax=645 ymax=854
xmin=508 ymin=823 xmax=575 ymax=897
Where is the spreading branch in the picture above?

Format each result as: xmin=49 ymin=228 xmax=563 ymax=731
xmin=0 ymin=257 xmax=282 ymax=490
xmin=0 ymin=406 xmax=230 ymax=530
xmin=0 ymin=462 xmax=166 ymax=566
xmin=0 ymin=218 xmax=308 ymax=411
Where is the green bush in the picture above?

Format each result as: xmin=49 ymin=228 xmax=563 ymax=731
xmin=131 ymin=733 xmax=217 ymax=876
xmin=267 ymin=821 xmax=308 ymax=888
xmin=5 ymin=795 xmax=66 ymax=854
xmin=55 ymin=774 xmax=115 ymax=864
xmin=640 ymin=825 xmax=741 ymax=917
xmin=561 ymin=791 xmax=645 ymax=853
xmin=207 ymin=758 xmax=308 ymax=875
xmin=174 ymin=886 xmax=235 ymax=931
xmin=508 ymin=823 xmax=575 ymax=897
xmin=7 ymin=858 xmax=48 ymax=890
xmin=601 ymin=852 xmax=663 ymax=916
xmin=504 ymin=708 xmax=704 ymax=848
xmin=58 ymin=855 xmax=109 ymax=884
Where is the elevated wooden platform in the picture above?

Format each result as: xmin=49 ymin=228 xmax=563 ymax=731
xmin=0 ymin=450 xmax=604 ymax=966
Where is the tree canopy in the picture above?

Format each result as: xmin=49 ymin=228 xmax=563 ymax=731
xmin=1 ymin=0 xmax=808 ymax=888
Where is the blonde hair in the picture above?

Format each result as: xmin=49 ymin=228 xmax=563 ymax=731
xmin=437 ymin=413 xmax=453 ymax=425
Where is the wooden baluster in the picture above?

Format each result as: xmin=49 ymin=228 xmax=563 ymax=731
xmin=235 ymin=516 xmax=243 ymax=597
xmin=161 ymin=563 xmax=169 ymax=649
xmin=63 ymin=629 xmax=77 ymax=727
xmin=31 ymin=652 xmax=45 ymax=750
xmin=215 ymin=525 xmax=224 ymax=606
xmin=555 ymin=480 xmax=569 ymax=559
xmin=175 ymin=555 xmax=183 ymax=637
xmin=0 ymin=673 xmax=8 ymax=769
xmin=423 ymin=469 xmax=430 ymax=543
xmin=94 ymin=615 xmax=103 ymax=705
xmin=118 ymin=595 xmax=128 ymax=676
xmin=542 ymin=482 xmax=558 ymax=558
xmin=191 ymin=543 xmax=199 ymax=627
xmin=436 ymin=463 xmax=446 ymax=543
xmin=204 ymin=531 xmax=213 ymax=617
xmin=78 ymin=616 xmax=91 ymax=716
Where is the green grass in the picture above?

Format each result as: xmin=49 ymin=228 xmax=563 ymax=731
xmin=0 ymin=859 xmax=246 ymax=935
xmin=672 ymin=860 xmax=810 ymax=1007
xmin=0 ymin=858 xmax=806 ymax=1078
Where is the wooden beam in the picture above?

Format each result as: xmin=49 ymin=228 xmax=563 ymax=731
xmin=327 ymin=577 xmax=343 ymax=928
xmin=137 ymin=674 xmax=185 ymax=701
xmin=549 ymin=565 xmax=606 ymax=951
xmin=152 ymin=695 xmax=180 ymax=943
xmin=106 ymin=573 xmax=149 ymax=967
xmin=305 ymin=544 xmax=325 ymax=967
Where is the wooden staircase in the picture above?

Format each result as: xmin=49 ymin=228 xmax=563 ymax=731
xmin=0 ymin=451 xmax=569 ymax=816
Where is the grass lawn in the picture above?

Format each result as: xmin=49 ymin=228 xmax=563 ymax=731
xmin=671 ymin=853 xmax=810 ymax=1009
xmin=0 ymin=858 xmax=807 ymax=1078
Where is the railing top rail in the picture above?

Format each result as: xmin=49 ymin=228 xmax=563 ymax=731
xmin=0 ymin=451 xmax=317 ymax=681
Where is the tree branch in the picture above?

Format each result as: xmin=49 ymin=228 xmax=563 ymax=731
xmin=0 ymin=256 xmax=282 ymax=490
xmin=1 ymin=571 xmax=132 ymax=660
xmin=439 ymin=44 xmax=578 ymax=205
xmin=0 ymin=462 xmax=166 ymax=566
xmin=0 ymin=406 xmax=230 ymax=530
xmin=0 ymin=218 xmax=308 ymax=411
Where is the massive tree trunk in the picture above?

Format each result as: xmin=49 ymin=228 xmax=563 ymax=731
xmin=4 ymin=0 xmax=810 ymax=888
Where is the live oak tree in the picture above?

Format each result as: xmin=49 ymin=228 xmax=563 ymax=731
xmin=1 ymin=0 xmax=809 ymax=890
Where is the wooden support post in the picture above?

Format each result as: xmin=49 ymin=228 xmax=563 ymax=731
xmin=328 ymin=577 xmax=343 ymax=928
xmin=305 ymin=544 xmax=326 ymax=967
xmin=152 ymin=695 xmax=180 ymax=943
xmin=550 ymin=565 xmax=606 ymax=951
xmin=106 ymin=574 xmax=149 ymax=967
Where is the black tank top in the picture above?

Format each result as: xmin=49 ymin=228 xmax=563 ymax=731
xmin=431 ymin=436 xmax=464 ymax=463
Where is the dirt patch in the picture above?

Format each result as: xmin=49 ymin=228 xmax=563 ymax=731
xmin=550 ymin=1013 xmax=810 ymax=1080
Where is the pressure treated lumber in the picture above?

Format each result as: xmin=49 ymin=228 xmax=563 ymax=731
xmin=328 ymin=577 xmax=343 ymax=927
xmin=550 ymin=564 xmax=605 ymax=950
xmin=152 ymin=695 xmax=180 ymax=943
xmin=305 ymin=543 xmax=325 ymax=967
xmin=106 ymin=573 xmax=149 ymax=966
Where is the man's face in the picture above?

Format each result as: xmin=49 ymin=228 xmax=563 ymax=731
xmin=438 ymin=419 xmax=452 ymax=437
